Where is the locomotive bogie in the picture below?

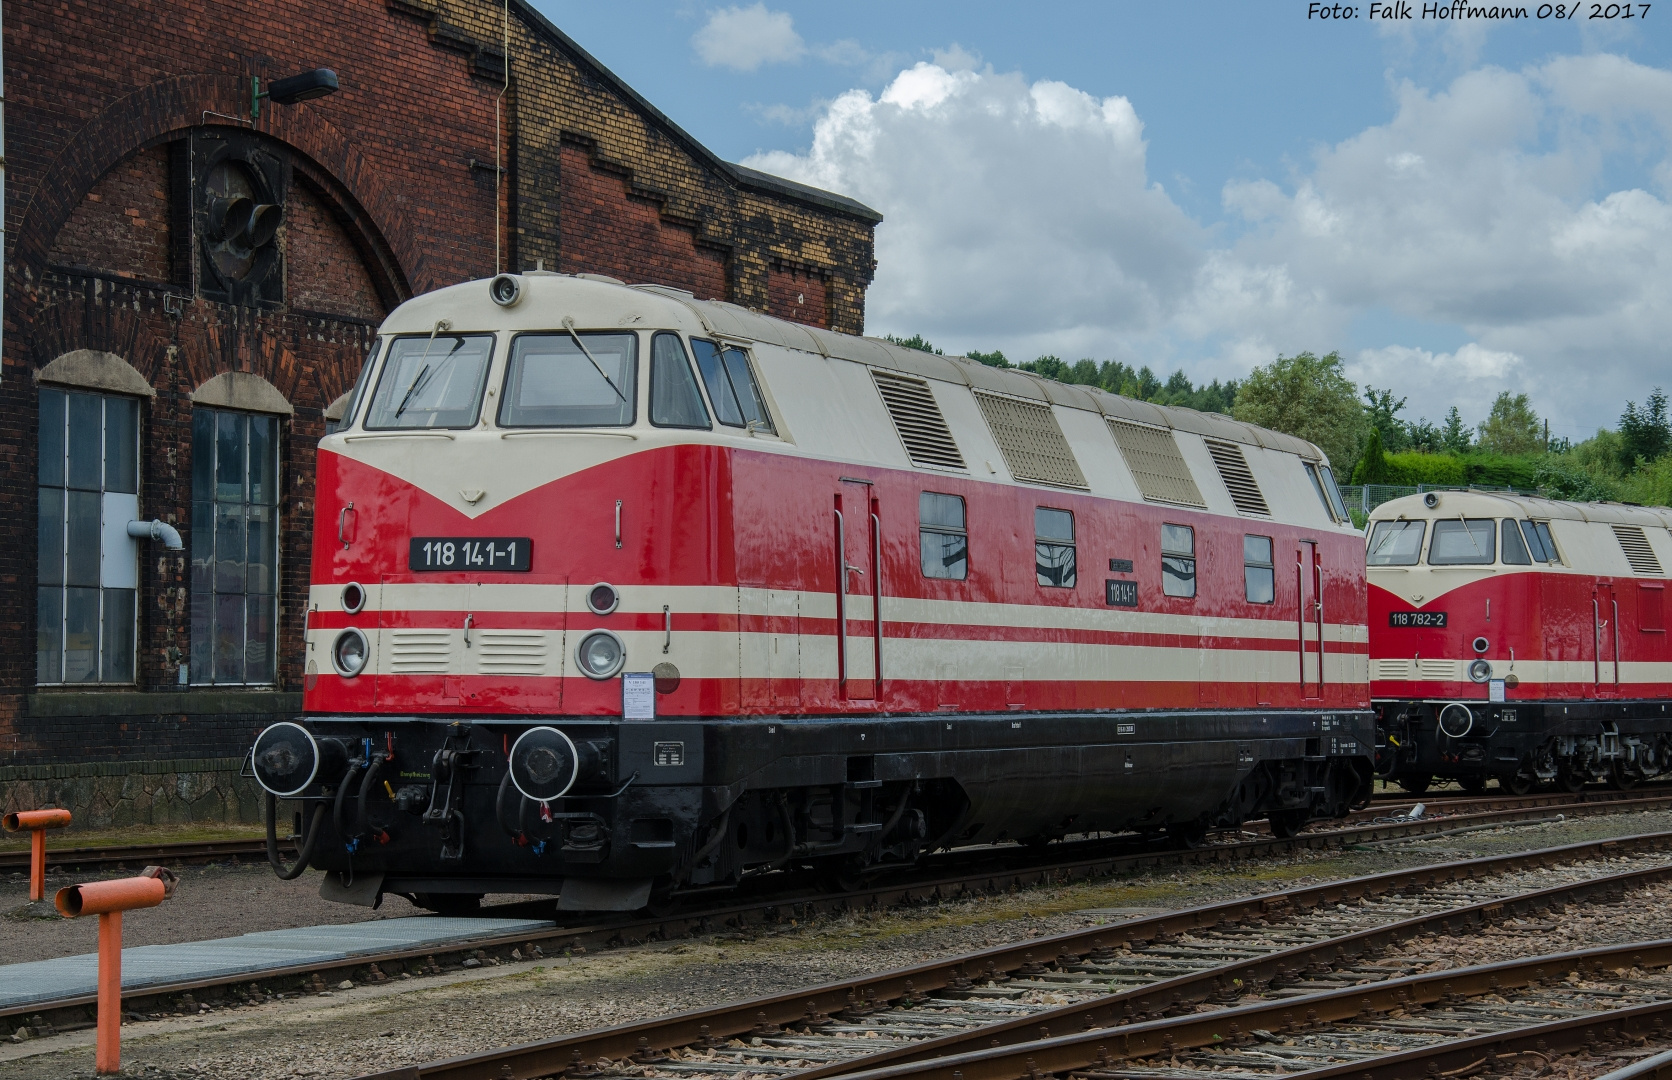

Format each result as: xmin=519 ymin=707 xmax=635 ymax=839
xmin=1368 ymin=491 xmax=1672 ymax=792
xmin=262 ymin=272 xmax=1377 ymax=908
xmin=265 ymin=709 xmax=1373 ymax=910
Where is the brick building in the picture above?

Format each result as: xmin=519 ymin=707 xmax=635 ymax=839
xmin=0 ymin=0 xmax=878 ymax=824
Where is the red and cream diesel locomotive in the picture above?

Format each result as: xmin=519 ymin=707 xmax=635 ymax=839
xmin=1368 ymin=491 xmax=1672 ymax=794
xmin=250 ymin=271 xmax=1374 ymax=912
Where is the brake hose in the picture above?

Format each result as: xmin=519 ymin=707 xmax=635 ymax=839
xmin=353 ymin=753 xmax=387 ymax=840
xmin=333 ymin=760 xmax=366 ymax=845
xmin=264 ymin=792 xmax=327 ymax=880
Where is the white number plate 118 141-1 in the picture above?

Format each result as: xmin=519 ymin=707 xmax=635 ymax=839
xmin=409 ymin=537 xmax=532 ymax=572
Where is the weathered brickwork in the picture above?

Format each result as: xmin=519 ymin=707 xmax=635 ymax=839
xmin=47 ymin=146 xmax=173 ymax=284
xmin=0 ymin=0 xmax=877 ymax=792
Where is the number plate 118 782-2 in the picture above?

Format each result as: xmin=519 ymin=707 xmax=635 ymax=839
xmin=410 ymin=537 xmax=532 ymax=572
xmin=1388 ymin=610 xmax=1447 ymax=627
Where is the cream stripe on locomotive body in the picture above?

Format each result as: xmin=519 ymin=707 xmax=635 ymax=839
xmin=259 ymin=272 xmax=1374 ymax=912
xmin=1368 ymin=490 xmax=1672 ymax=794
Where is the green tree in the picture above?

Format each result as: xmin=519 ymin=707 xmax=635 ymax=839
xmin=885 ymin=334 xmax=941 ymax=354
xmin=1619 ymin=388 xmax=1671 ymax=470
xmin=1440 ymin=406 xmax=1474 ymax=454
xmin=1404 ymin=417 xmax=1444 ymax=454
xmin=1352 ymin=427 xmax=1392 ymax=484
xmin=1476 ymin=392 xmax=1542 ymax=455
xmin=1363 ymin=388 xmax=1411 ymax=452
xmin=1231 ymin=351 xmax=1368 ymax=471
xmin=1021 ymin=355 xmax=1069 ymax=380
xmin=966 ymin=348 xmax=1009 ymax=368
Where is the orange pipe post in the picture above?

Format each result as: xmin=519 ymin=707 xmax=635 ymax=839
xmin=3 ymin=807 xmax=72 ymax=902
xmin=56 ymin=865 xmax=177 ymax=1075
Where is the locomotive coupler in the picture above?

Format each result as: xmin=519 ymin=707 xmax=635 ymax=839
xmin=422 ymin=723 xmax=483 ymax=860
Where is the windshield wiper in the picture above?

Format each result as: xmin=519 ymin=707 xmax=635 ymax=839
xmin=393 ymin=363 xmax=433 ymax=419
xmin=562 ymin=317 xmax=626 ymax=402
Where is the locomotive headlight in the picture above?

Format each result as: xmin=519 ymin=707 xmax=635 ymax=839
xmin=341 ymin=581 xmax=366 ymax=615
xmin=576 ymin=630 xmax=625 ymax=679
xmin=489 ymin=273 xmax=522 ymax=307
xmin=251 ymin=722 xmax=347 ymax=797
xmin=1468 ymin=658 xmax=1492 ymax=683
xmin=508 ymin=726 xmax=579 ymax=801
xmin=332 ymin=628 xmax=370 ymax=677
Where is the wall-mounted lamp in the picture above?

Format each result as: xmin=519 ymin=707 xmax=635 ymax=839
xmin=252 ymin=68 xmax=340 ymax=118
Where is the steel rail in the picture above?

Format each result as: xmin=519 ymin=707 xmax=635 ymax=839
xmin=351 ymin=829 xmax=1672 ymax=1080
xmin=0 ymin=836 xmax=281 ymax=874
xmin=812 ymin=937 xmax=1672 ymax=1080
xmin=13 ymin=792 xmax=1672 ymax=1035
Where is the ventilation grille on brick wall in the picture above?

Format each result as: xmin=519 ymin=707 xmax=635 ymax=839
xmin=1204 ymin=439 xmax=1270 ymax=515
xmin=1613 ymin=525 xmax=1665 ymax=576
xmin=872 ymin=370 xmax=966 ymax=470
xmin=1106 ymin=420 xmax=1206 ymax=507
xmin=972 ymin=391 xmax=1087 ymax=488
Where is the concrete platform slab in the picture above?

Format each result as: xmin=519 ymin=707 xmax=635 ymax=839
xmin=0 ymin=916 xmax=554 ymax=1012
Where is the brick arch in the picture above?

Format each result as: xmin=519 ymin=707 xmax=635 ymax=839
xmin=13 ymin=73 xmax=424 ymax=299
xmin=24 ymin=289 xmax=173 ymax=389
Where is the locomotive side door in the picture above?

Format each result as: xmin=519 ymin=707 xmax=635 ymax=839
xmin=1296 ymin=541 xmax=1323 ymax=699
xmin=835 ymin=481 xmax=877 ymax=701
xmin=1595 ymin=581 xmax=1620 ymax=697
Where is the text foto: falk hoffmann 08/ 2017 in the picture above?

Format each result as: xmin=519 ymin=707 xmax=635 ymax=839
xmin=1308 ymin=1 xmax=1649 ymax=18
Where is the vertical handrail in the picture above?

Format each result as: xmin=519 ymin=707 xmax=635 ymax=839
xmin=834 ymin=508 xmax=847 ymax=692
xmin=1613 ymin=597 xmax=1622 ymax=686
xmin=1295 ymin=551 xmax=1306 ymax=689
xmin=663 ymin=605 xmax=671 ymax=654
xmin=1312 ymin=545 xmax=1325 ymax=695
xmin=871 ymin=511 xmax=883 ymax=690
xmin=1593 ymin=596 xmax=1602 ymax=686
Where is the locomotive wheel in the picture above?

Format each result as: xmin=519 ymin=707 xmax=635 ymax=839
xmin=1457 ymin=775 xmax=1487 ymax=795
xmin=1558 ymin=768 xmax=1587 ymax=793
xmin=1608 ymin=764 xmax=1641 ymax=791
xmin=1396 ymin=775 xmax=1432 ymax=795
xmin=1267 ymin=810 xmax=1308 ymax=840
xmin=414 ymin=892 xmax=483 ymax=916
xmin=1503 ymin=772 xmax=1535 ymax=796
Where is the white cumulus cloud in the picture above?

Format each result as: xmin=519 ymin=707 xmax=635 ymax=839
xmin=747 ymin=52 xmax=1672 ymax=435
xmin=693 ymin=4 xmax=805 ymax=72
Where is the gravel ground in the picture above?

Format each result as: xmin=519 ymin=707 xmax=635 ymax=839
xmin=3 ymin=809 xmax=1672 ymax=1080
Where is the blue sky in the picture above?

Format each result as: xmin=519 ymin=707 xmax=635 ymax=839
xmin=531 ymin=1 xmax=1672 ymax=441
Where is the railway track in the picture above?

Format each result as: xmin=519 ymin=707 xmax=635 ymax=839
xmin=356 ymin=826 xmax=1672 ymax=1080
xmin=10 ymin=789 xmax=1672 ymax=1038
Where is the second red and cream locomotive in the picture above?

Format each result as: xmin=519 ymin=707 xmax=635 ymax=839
xmin=250 ymin=271 xmax=1374 ymax=912
xmin=1369 ymin=491 xmax=1672 ymax=793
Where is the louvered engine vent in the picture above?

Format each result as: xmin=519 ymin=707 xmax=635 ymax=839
xmin=972 ymin=391 xmax=1087 ymax=489
xmin=1612 ymin=524 xmax=1664 ymax=576
xmin=1106 ymin=419 xmax=1206 ymax=507
xmin=1204 ymin=439 xmax=1270 ymax=515
xmin=872 ymin=370 xmax=966 ymax=470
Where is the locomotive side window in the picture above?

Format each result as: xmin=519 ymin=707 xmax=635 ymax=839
xmin=1367 ymin=519 xmax=1424 ymax=565
xmin=1521 ymin=520 xmax=1560 ymax=564
xmin=1162 ymin=523 xmax=1196 ymax=598
xmin=499 ymin=332 xmax=637 ymax=427
xmin=1642 ymin=585 xmax=1665 ymax=632
xmin=1035 ymin=508 xmax=1076 ymax=588
xmin=1244 ymin=535 xmax=1275 ymax=603
xmin=1428 ymin=518 xmax=1496 ymax=565
xmin=649 ymin=333 xmax=711 ymax=430
xmin=691 ymin=339 xmax=775 ymax=434
xmin=364 ymin=334 xmax=494 ymax=430
xmin=1501 ymin=518 xmax=1532 ymax=564
xmin=1303 ymin=462 xmax=1350 ymax=523
xmin=919 ymin=493 xmax=968 ymax=580
xmin=329 ymin=337 xmax=379 ymax=434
